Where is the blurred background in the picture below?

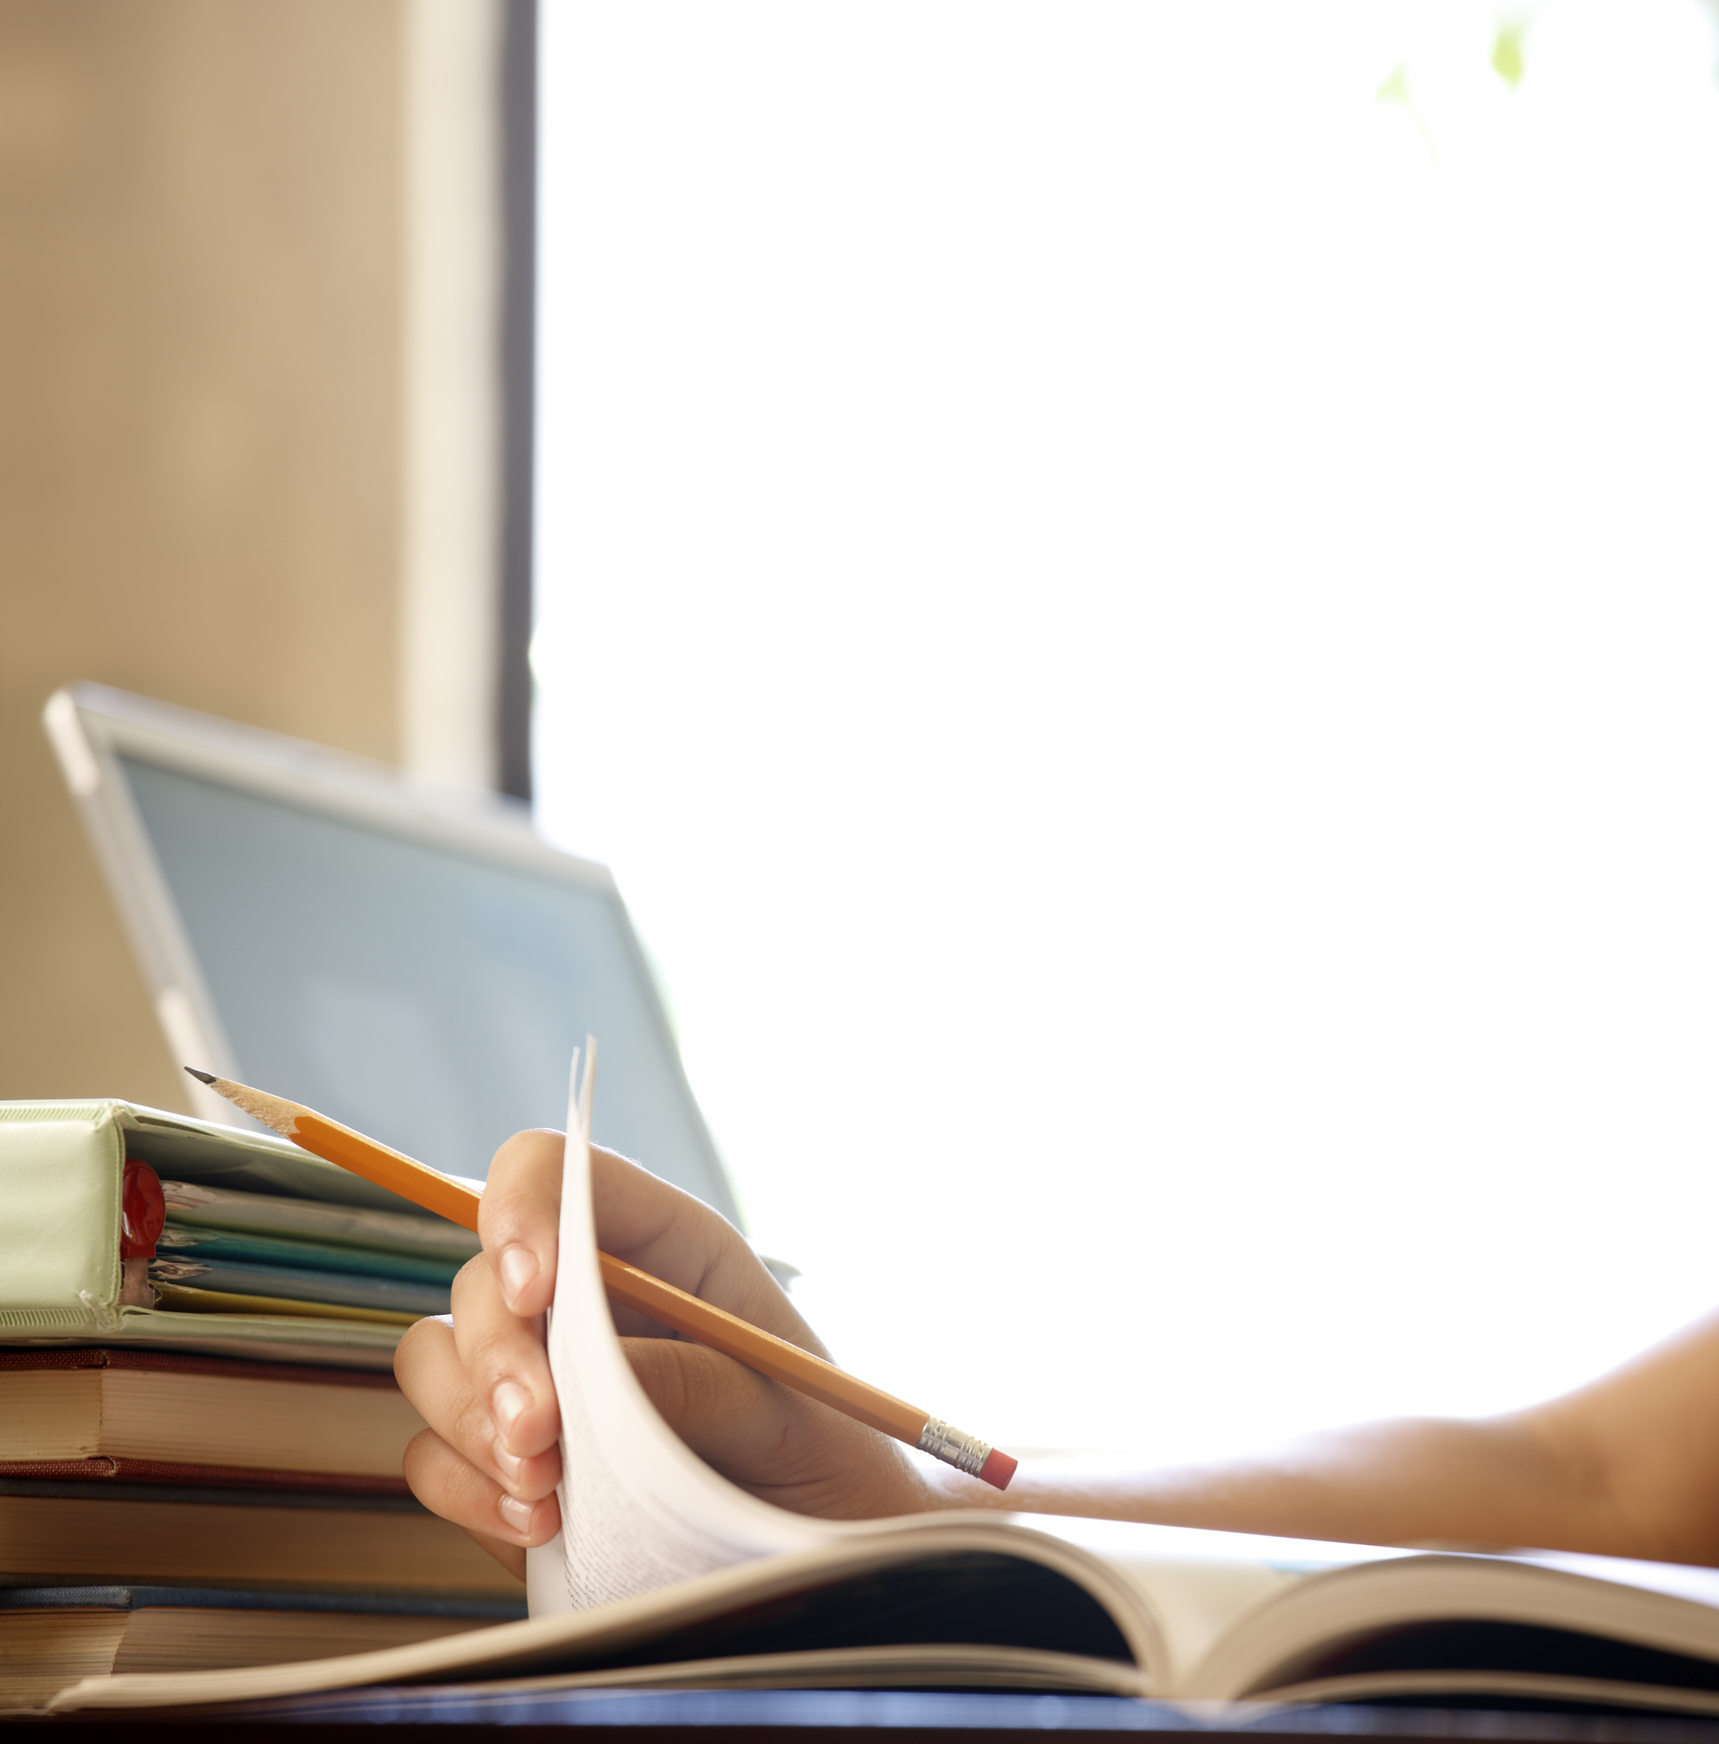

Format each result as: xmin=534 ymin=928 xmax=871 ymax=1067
xmin=8 ymin=0 xmax=1719 ymax=1470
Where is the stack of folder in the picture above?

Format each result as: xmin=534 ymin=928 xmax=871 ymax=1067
xmin=149 ymin=1176 xmax=467 ymax=1321
xmin=0 ymin=1098 xmax=524 ymax=1707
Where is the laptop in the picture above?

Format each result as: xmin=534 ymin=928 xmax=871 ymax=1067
xmin=42 ymin=682 xmax=741 ymax=1225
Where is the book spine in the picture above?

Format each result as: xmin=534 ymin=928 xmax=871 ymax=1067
xmin=0 ymin=1346 xmax=405 ymax=1386
xmin=0 ymin=1458 xmax=411 ymax=1496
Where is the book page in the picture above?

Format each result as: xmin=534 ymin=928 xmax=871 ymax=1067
xmin=526 ymin=1047 xmax=840 ymax=1615
xmin=1035 ymin=1515 xmax=1403 ymax=1690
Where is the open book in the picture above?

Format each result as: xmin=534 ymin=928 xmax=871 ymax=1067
xmin=41 ymin=1056 xmax=1719 ymax=1716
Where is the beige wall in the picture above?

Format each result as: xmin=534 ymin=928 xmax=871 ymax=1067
xmin=0 ymin=0 xmax=406 ymax=1108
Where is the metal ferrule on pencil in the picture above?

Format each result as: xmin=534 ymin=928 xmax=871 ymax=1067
xmin=916 ymin=1417 xmax=994 ymax=1478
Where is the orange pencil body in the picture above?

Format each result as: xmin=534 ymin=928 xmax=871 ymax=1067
xmin=186 ymin=1070 xmax=1016 ymax=1491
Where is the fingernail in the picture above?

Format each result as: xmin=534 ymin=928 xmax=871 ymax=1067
xmin=498 ymin=1494 xmax=534 ymax=1535
xmin=491 ymin=1380 xmax=531 ymax=1445
xmin=496 ymin=1244 xmax=538 ymax=1308
xmin=494 ymin=1442 xmax=523 ymax=1485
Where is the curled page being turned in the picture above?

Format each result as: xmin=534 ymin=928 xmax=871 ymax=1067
xmin=525 ymin=1041 xmax=843 ymax=1616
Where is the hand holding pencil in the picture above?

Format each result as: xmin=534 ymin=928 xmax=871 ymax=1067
xmin=186 ymin=1070 xmax=1014 ymax=1578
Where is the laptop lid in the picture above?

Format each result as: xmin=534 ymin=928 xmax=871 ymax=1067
xmin=43 ymin=682 xmax=740 ymax=1224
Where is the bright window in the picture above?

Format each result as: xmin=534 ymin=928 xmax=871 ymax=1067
xmin=534 ymin=0 xmax=1719 ymax=1461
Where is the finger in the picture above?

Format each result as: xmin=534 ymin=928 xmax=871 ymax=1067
xmin=478 ymin=1128 xmax=565 ymax=1317
xmin=447 ymin=1255 xmax=561 ymax=1461
xmin=622 ymin=1336 xmax=903 ymax=1516
xmin=589 ymin=1147 xmax=829 ymax=1357
xmin=401 ymin=1427 xmax=560 ymax=1579
xmin=623 ymin=1335 xmax=797 ymax=1473
xmin=394 ymin=1315 xmax=562 ymax=1502
xmin=483 ymin=1124 xmax=822 ymax=1355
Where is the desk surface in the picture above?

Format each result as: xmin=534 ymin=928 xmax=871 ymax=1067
xmin=13 ymin=1691 xmax=1719 ymax=1739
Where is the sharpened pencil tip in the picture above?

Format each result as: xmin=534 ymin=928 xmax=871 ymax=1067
xmin=183 ymin=1067 xmax=216 ymax=1085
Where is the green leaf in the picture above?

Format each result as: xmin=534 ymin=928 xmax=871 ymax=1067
xmin=1492 ymin=21 xmax=1527 ymax=88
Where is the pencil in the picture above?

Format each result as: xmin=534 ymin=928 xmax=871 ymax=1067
xmin=184 ymin=1068 xmax=1017 ymax=1491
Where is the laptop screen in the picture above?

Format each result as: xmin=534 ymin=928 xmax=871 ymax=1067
xmin=48 ymin=686 xmax=737 ymax=1222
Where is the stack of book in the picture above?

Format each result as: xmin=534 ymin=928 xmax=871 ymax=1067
xmin=0 ymin=1098 xmax=524 ymax=1707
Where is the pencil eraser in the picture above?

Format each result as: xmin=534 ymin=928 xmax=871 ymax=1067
xmin=979 ymin=1449 xmax=1017 ymax=1492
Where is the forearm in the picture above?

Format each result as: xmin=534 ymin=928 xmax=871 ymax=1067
xmin=946 ymin=1412 xmax=1642 ymax=1559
